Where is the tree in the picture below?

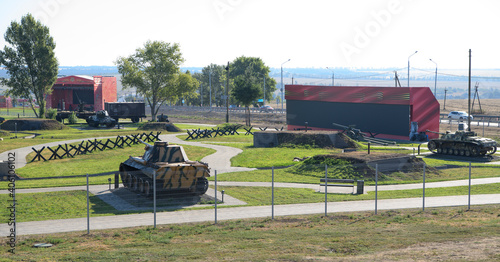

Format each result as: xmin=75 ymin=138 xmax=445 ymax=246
xmin=232 ymin=67 xmax=261 ymax=126
xmin=230 ymin=56 xmax=277 ymax=104
xmin=0 ymin=13 xmax=58 ymax=118
xmin=115 ymin=41 xmax=197 ymax=121
xmin=191 ymin=64 xmax=229 ymax=107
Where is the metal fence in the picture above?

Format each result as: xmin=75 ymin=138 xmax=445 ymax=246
xmin=3 ymin=161 xmax=499 ymax=236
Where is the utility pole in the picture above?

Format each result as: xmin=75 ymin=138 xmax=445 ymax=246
xmin=408 ymin=51 xmax=418 ymax=87
xmin=281 ymin=59 xmax=290 ymax=113
xmin=430 ymin=59 xmax=438 ymax=97
xmin=468 ymin=49 xmax=472 ymax=131
xmin=443 ymin=88 xmax=447 ymax=110
xmin=200 ymin=84 xmax=203 ymax=107
xmin=209 ymin=68 xmax=212 ymax=108
xmin=225 ymin=61 xmax=229 ymax=123
xmin=263 ymin=74 xmax=266 ymax=104
xmin=327 ymin=67 xmax=334 ymax=86
xmin=291 ymin=76 xmax=294 ymax=85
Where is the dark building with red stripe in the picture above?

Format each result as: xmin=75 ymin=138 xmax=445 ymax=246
xmin=285 ymin=85 xmax=440 ymax=140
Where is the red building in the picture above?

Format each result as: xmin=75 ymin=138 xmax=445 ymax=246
xmin=47 ymin=75 xmax=117 ymax=111
xmin=0 ymin=95 xmax=12 ymax=108
xmin=285 ymin=85 xmax=440 ymax=140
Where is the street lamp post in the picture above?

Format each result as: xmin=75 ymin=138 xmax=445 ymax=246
xmin=408 ymin=51 xmax=418 ymax=87
xmin=209 ymin=68 xmax=212 ymax=108
xmin=429 ymin=59 xmax=437 ymax=97
xmin=281 ymin=59 xmax=290 ymax=113
xmin=326 ymin=67 xmax=335 ymax=86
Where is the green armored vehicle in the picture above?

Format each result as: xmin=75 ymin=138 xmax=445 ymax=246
xmin=119 ymin=141 xmax=210 ymax=196
xmin=427 ymin=130 xmax=497 ymax=157
xmin=86 ymin=110 xmax=116 ymax=128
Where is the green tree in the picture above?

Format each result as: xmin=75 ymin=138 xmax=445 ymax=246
xmin=230 ymin=56 xmax=276 ymax=104
xmin=232 ymin=67 xmax=261 ymax=126
xmin=0 ymin=13 xmax=59 ymax=118
xmin=191 ymin=64 xmax=229 ymax=107
xmin=115 ymin=41 xmax=197 ymax=121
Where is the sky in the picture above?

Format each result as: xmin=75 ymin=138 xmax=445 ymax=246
xmin=1 ymin=0 xmax=500 ymax=70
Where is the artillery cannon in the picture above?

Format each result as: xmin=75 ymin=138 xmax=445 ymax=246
xmin=426 ymin=129 xmax=497 ymax=157
xmin=119 ymin=140 xmax=210 ymax=196
xmin=332 ymin=122 xmax=395 ymax=146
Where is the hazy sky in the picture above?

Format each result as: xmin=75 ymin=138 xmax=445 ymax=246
xmin=1 ymin=0 xmax=499 ymax=70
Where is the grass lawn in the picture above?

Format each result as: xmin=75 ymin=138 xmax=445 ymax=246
xmin=2 ymin=183 xmax=498 ymax=223
xmin=1 ymin=143 xmax=215 ymax=189
xmin=1 ymin=205 xmax=498 ymax=261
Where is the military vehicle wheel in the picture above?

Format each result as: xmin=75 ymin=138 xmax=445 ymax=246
xmin=465 ymin=149 xmax=471 ymax=157
xmin=195 ymin=177 xmax=209 ymax=195
xmin=459 ymin=149 xmax=465 ymax=156
xmin=427 ymin=141 xmax=437 ymax=152
xmin=132 ymin=117 xmax=140 ymax=123
xmin=144 ymin=181 xmax=151 ymax=197
xmin=127 ymin=174 xmax=133 ymax=188
xmin=437 ymin=148 xmax=442 ymax=154
xmin=138 ymin=178 xmax=144 ymax=193
xmin=471 ymin=147 xmax=479 ymax=157
xmin=132 ymin=176 xmax=139 ymax=191
xmin=454 ymin=149 xmax=460 ymax=155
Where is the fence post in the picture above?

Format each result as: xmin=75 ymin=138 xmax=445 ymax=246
xmin=422 ymin=163 xmax=426 ymax=211
xmin=153 ymin=170 xmax=156 ymax=229
xmin=86 ymin=173 xmax=90 ymax=234
xmin=215 ymin=170 xmax=218 ymax=224
xmin=375 ymin=164 xmax=378 ymax=215
xmin=324 ymin=164 xmax=328 ymax=216
xmin=272 ymin=167 xmax=275 ymax=220
xmin=468 ymin=162 xmax=471 ymax=210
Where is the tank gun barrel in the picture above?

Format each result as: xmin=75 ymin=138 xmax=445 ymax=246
xmin=138 ymin=139 xmax=153 ymax=149
xmin=426 ymin=129 xmax=445 ymax=135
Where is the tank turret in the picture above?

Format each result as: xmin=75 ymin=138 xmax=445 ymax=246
xmin=426 ymin=130 xmax=497 ymax=157
xmin=119 ymin=140 xmax=210 ymax=196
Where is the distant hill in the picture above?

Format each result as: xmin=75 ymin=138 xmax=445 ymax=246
xmin=2 ymin=66 xmax=500 ymax=98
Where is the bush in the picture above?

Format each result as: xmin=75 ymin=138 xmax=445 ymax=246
xmin=68 ymin=112 xmax=78 ymax=124
xmin=46 ymin=108 xmax=58 ymax=119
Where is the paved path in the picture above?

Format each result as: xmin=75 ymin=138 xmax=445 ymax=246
xmin=1 ymin=128 xmax=499 ymax=236
xmin=2 ymin=194 xmax=499 ymax=236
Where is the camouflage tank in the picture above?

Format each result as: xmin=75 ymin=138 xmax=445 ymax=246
xmin=427 ymin=130 xmax=497 ymax=157
xmin=119 ymin=140 xmax=210 ymax=196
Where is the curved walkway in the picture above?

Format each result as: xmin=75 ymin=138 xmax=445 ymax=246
xmin=1 ymin=129 xmax=500 ymax=236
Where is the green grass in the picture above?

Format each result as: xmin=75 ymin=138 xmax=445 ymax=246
xmin=1 ymin=205 xmax=499 ymax=261
xmin=1 ymin=143 xmax=215 ymax=189
xmin=3 ymin=183 xmax=498 ymax=223
xmin=0 ymin=127 xmax=143 ymax=154
xmin=218 ymin=183 xmax=500 ymax=205
xmin=231 ymin=145 xmax=339 ymax=168
xmin=0 ymin=191 xmax=119 ymax=222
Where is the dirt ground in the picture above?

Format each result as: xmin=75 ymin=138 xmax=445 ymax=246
xmin=341 ymin=237 xmax=500 ymax=261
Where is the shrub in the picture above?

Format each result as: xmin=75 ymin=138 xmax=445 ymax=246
xmin=68 ymin=112 xmax=78 ymax=124
xmin=46 ymin=108 xmax=58 ymax=119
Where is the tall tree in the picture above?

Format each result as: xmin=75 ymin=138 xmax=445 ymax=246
xmin=232 ymin=67 xmax=261 ymax=126
xmin=0 ymin=13 xmax=58 ymax=118
xmin=230 ymin=56 xmax=276 ymax=104
xmin=116 ymin=41 xmax=196 ymax=121
xmin=192 ymin=64 xmax=229 ymax=107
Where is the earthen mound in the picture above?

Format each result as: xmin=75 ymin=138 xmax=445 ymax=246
xmin=0 ymin=119 xmax=66 ymax=131
xmin=138 ymin=122 xmax=181 ymax=132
